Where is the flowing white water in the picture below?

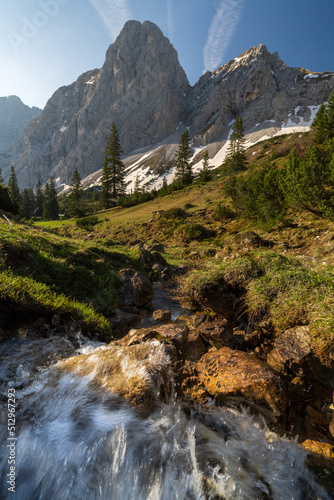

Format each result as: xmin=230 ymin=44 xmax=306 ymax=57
xmin=0 ymin=341 xmax=330 ymax=500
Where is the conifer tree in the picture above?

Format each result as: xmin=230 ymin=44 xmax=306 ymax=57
xmin=68 ymin=167 xmax=84 ymax=217
xmin=223 ymin=117 xmax=248 ymax=174
xmin=175 ymin=130 xmax=193 ymax=185
xmin=99 ymin=123 xmax=125 ymax=209
xmin=197 ymin=150 xmax=212 ymax=183
xmin=133 ymin=174 xmax=142 ymax=195
xmin=0 ymin=166 xmax=18 ymax=213
xmin=42 ymin=177 xmax=59 ymax=219
xmin=312 ymin=90 xmax=334 ymax=143
xmin=42 ymin=182 xmax=50 ymax=219
xmin=35 ymin=180 xmax=44 ymax=217
xmin=20 ymin=188 xmax=36 ymax=219
xmin=8 ymin=166 xmax=21 ymax=205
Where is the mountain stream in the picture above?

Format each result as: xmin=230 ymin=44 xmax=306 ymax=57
xmin=0 ymin=285 xmax=330 ymax=500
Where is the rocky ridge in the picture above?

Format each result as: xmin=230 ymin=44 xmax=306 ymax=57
xmin=1 ymin=20 xmax=334 ymax=190
xmin=0 ymin=96 xmax=41 ymax=155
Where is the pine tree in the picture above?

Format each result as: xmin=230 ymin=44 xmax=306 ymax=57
xmin=175 ymin=130 xmax=193 ymax=185
xmin=35 ymin=180 xmax=44 ymax=217
xmin=20 ymin=188 xmax=36 ymax=219
xmin=133 ymin=174 xmax=142 ymax=194
xmin=0 ymin=169 xmax=3 ymax=184
xmin=42 ymin=182 xmax=51 ymax=219
xmin=68 ymin=167 xmax=84 ymax=217
xmin=8 ymin=166 xmax=21 ymax=205
xmin=42 ymin=177 xmax=59 ymax=220
xmin=49 ymin=176 xmax=59 ymax=219
xmin=312 ymin=90 xmax=334 ymax=144
xmin=99 ymin=123 xmax=125 ymax=209
xmin=197 ymin=150 xmax=212 ymax=183
xmin=280 ymin=146 xmax=331 ymax=215
xmin=223 ymin=117 xmax=248 ymax=174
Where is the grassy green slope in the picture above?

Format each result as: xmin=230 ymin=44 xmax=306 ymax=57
xmin=1 ymin=132 xmax=333 ymax=362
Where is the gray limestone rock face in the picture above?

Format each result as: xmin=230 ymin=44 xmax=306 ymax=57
xmin=187 ymin=43 xmax=334 ymax=146
xmin=0 ymin=96 xmax=41 ymax=154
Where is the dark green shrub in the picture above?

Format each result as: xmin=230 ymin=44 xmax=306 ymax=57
xmin=213 ymin=203 xmax=234 ymax=220
xmin=76 ymin=215 xmax=99 ymax=229
xmin=224 ymin=161 xmax=286 ymax=228
xmin=178 ymin=223 xmax=214 ymax=242
xmin=162 ymin=207 xmax=186 ymax=220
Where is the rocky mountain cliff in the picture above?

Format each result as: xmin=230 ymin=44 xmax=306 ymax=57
xmin=0 ymin=96 xmax=41 ymax=155
xmin=1 ymin=20 xmax=334 ymax=190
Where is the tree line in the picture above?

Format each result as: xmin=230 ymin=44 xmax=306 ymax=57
xmin=98 ymin=124 xmax=213 ymax=210
xmin=0 ymin=168 xmax=60 ymax=220
xmin=3 ymin=88 xmax=333 ymax=223
xmin=0 ymin=120 xmax=214 ymax=220
xmin=0 ymin=165 xmax=89 ymax=220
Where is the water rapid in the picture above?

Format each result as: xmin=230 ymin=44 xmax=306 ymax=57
xmin=0 ymin=339 xmax=329 ymax=500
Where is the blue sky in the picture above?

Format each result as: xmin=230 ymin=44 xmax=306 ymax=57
xmin=0 ymin=0 xmax=333 ymax=109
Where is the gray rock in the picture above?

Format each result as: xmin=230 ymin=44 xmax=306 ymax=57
xmin=108 ymin=307 xmax=143 ymax=338
xmin=118 ymin=268 xmax=154 ymax=309
xmin=267 ymin=326 xmax=312 ymax=374
xmin=0 ymin=96 xmax=41 ymax=154
xmin=152 ymin=309 xmax=172 ymax=322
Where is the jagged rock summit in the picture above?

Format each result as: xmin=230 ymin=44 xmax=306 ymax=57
xmin=0 ymin=96 xmax=41 ymax=155
xmin=1 ymin=20 xmax=334 ymax=190
xmin=0 ymin=20 xmax=189 ymax=188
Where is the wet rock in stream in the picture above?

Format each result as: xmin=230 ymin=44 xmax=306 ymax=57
xmin=191 ymin=347 xmax=286 ymax=422
xmin=57 ymin=340 xmax=175 ymax=413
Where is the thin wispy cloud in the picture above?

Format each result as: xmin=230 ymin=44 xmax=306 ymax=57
xmin=167 ymin=0 xmax=175 ymax=42
xmin=89 ymin=0 xmax=131 ymax=40
xmin=203 ymin=0 xmax=245 ymax=73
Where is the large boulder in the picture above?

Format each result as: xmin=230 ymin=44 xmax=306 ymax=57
xmin=57 ymin=341 xmax=174 ymax=413
xmin=196 ymin=347 xmax=286 ymax=421
xmin=118 ymin=268 xmax=154 ymax=308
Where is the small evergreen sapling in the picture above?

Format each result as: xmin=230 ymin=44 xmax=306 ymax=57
xmin=197 ymin=150 xmax=212 ymax=183
xmin=222 ymin=117 xmax=248 ymax=175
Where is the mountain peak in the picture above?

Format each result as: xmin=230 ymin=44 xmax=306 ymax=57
xmin=1 ymin=20 xmax=333 ymax=190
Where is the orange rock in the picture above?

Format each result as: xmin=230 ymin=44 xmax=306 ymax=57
xmin=302 ymin=439 xmax=334 ymax=459
xmin=196 ymin=346 xmax=285 ymax=420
